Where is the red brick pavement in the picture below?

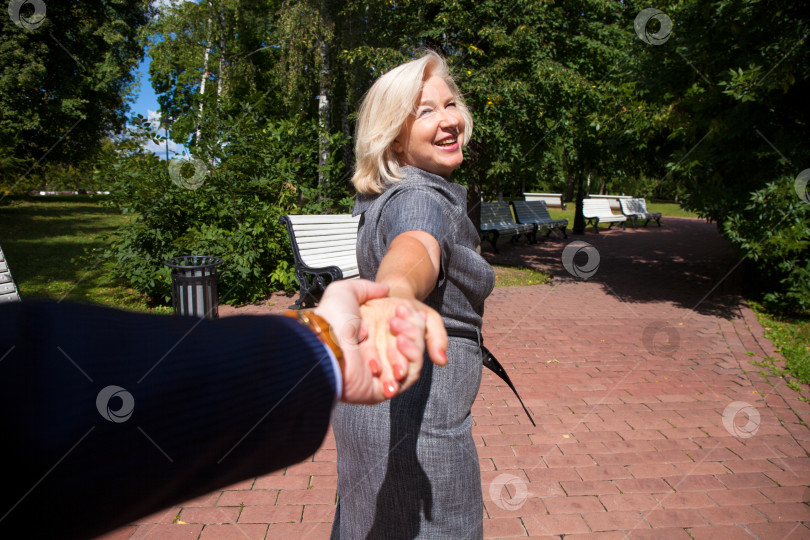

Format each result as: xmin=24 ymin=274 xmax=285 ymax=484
xmin=107 ymin=218 xmax=810 ymax=539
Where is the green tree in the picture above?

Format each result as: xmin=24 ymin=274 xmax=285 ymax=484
xmin=0 ymin=0 xmax=153 ymax=188
xmin=628 ymin=0 xmax=810 ymax=310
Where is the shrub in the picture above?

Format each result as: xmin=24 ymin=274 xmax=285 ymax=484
xmin=100 ymin=114 xmax=352 ymax=305
xmin=724 ymin=175 xmax=810 ymax=314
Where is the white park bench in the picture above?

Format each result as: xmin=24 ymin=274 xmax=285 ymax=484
xmin=619 ymin=198 xmax=662 ymax=227
xmin=279 ymin=214 xmax=360 ymax=309
xmin=479 ymin=202 xmax=535 ymax=253
xmin=511 ymin=200 xmax=568 ymax=238
xmin=587 ymin=194 xmax=634 ymax=210
xmin=582 ymin=199 xmax=627 ymax=232
xmin=0 ymin=244 xmax=21 ymax=303
xmin=523 ymin=192 xmax=567 ymax=210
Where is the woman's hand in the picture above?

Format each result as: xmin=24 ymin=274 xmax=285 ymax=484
xmin=314 ymin=279 xmax=447 ymax=404
xmin=358 ymin=297 xmax=448 ymax=398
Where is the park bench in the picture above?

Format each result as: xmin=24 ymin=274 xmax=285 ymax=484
xmin=0 ymin=244 xmax=21 ymax=303
xmin=587 ymin=194 xmax=634 ymax=211
xmin=279 ymin=214 xmax=360 ymax=309
xmin=523 ymin=192 xmax=567 ymax=210
xmin=479 ymin=202 xmax=535 ymax=253
xmin=511 ymin=200 xmax=568 ymax=239
xmin=619 ymin=198 xmax=662 ymax=227
xmin=582 ymin=198 xmax=627 ymax=232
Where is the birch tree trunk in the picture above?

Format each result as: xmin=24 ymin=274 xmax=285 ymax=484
xmin=196 ymin=0 xmax=214 ymax=144
xmin=317 ymin=1 xmax=331 ymax=185
xmin=217 ymin=0 xmax=226 ymax=98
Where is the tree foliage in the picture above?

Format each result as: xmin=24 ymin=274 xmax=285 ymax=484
xmin=0 ymin=0 xmax=153 ymax=185
xmin=4 ymin=0 xmax=805 ymax=309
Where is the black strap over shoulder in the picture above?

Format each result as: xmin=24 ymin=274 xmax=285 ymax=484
xmin=481 ymin=346 xmax=536 ymax=427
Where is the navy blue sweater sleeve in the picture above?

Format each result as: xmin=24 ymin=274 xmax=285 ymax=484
xmin=0 ymin=301 xmax=336 ymax=539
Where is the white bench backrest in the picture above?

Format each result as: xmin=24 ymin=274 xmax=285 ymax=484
xmin=285 ymin=215 xmax=359 ymax=272
xmin=588 ymin=194 xmax=632 ymax=210
xmin=636 ymin=198 xmax=651 ymax=212
xmin=523 ymin=192 xmax=565 ymax=208
xmin=620 ymin=198 xmax=639 ymax=215
xmin=0 ymin=245 xmax=21 ymax=303
xmin=583 ymin=198 xmax=616 ymax=218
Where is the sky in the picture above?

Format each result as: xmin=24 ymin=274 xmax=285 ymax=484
xmin=130 ymin=55 xmax=185 ymax=160
xmin=130 ymin=0 xmax=191 ymax=160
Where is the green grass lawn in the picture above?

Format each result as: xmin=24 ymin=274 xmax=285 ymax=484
xmin=0 ymin=195 xmax=168 ymax=312
xmin=749 ymin=301 xmax=810 ymax=389
xmin=493 ymin=265 xmax=551 ymax=287
xmin=545 ymin=200 xmax=699 ymax=225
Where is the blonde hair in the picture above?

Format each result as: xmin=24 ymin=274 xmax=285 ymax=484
xmin=351 ymin=51 xmax=473 ymax=194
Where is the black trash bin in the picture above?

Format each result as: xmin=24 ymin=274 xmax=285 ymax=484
xmin=163 ymin=255 xmax=223 ymax=319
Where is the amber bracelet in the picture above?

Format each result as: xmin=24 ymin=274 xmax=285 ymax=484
xmin=283 ymin=309 xmax=344 ymax=374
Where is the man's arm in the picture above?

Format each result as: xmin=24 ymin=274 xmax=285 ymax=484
xmin=0 ymin=301 xmax=343 ymax=539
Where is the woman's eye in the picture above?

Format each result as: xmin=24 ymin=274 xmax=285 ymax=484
xmin=418 ymin=108 xmax=433 ymax=117
xmin=447 ymin=102 xmax=457 ymax=108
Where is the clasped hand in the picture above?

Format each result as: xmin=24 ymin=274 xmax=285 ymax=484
xmin=312 ymin=279 xmax=448 ymax=404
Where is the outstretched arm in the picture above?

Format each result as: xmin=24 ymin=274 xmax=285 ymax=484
xmin=358 ymin=230 xmax=448 ymax=396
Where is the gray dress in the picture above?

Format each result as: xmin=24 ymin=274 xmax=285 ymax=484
xmin=330 ymin=166 xmax=495 ymax=539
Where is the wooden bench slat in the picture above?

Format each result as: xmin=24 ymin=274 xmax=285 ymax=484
xmin=301 ymin=255 xmax=357 ymax=268
xmin=286 ymin=216 xmax=361 ymax=226
xmin=0 ymin=282 xmax=17 ymax=294
xmin=293 ymin=232 xmax=358 ymax=243
xmin=288 ymin=222 xmax=360 ymax=232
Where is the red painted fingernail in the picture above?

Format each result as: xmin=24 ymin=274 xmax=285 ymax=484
xmin=369 ymin=359 xmax=381 ymax=376
xmin=393 ymin=363 xmax=405 ymax=380
xmin=384 ymin=380 xmax=398 ymax=397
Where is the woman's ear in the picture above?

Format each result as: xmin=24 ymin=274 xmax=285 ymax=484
xmin=392 ymin=138 xmax=403 ymax=154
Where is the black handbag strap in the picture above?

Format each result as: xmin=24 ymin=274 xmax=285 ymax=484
xmin=447 ymin=328 xmax=535 ymax=426
xmin=481 ymin=346 xmax=536 ymax=427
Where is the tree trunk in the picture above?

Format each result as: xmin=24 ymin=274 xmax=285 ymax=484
xmin=317 ymin=0 xmax=332 ymax=186
xmin=562 ymin=150 xmax=576 ymax=202
xmin=217 ymin=0 xmax=226 ymax=98
xmin=341 ymin=94 xmax=353 ymax=175
xmin=196 ymin=0 xmax=214 ymax=144
xmin=573 ymin=165 xmax=590 ymax=235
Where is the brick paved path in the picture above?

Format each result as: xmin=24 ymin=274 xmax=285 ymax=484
xmin=106 ymin=218 xmax=810 ymax=539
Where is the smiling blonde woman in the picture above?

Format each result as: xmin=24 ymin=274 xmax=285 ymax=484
xmin=331 ymin=51 xmax=494 ymax=539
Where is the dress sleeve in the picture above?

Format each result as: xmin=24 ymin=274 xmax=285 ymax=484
xmin=378 ymin=186 xmax=453 ymax=286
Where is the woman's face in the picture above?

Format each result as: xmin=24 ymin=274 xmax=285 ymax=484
xmin=393 ymin=74 xmax=465 ymax=178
